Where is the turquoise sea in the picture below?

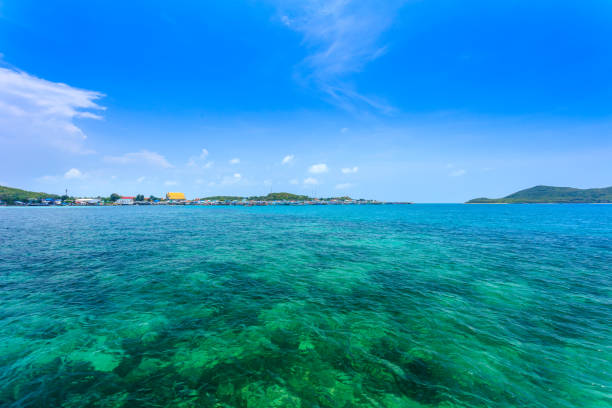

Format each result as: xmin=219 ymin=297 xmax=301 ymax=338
xmin=0 ymin=205 xmax=610 ymax=407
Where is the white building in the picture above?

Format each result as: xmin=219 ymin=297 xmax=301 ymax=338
xmin=116 ymin=197 xmax=134 ymax=205
xmin=75 ymin=198 xmax=101 ymax=205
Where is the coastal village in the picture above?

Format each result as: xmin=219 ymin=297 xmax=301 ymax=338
xmin=1 ymin=190 xmax=395 ymax=206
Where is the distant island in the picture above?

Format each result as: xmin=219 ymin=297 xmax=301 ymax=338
xmin=0 ymin=185 xmax=403 ymax=206
xmin=467 ymin=185 xmax=612 ymax=204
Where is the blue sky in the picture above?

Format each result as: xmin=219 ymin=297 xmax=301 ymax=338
xmin=0 ymin=0 xmax=611 ymax=202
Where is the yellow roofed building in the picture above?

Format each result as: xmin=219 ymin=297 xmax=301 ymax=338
xmin=166 ymin=192 xmax=186 ymax=200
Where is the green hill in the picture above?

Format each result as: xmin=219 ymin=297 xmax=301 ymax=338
xmin=0 ymin=185 xmax=60 ymax=204
xmin=467 ymin=185 xmax=612 ymax=204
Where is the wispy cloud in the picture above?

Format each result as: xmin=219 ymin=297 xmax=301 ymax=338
xmin=341 ymin=166 xmax=358 ymax=174
xmin=229 ymin=158 xmax=240 ymax=165
xmin=446 ymin=163 xmax=467 ymax=177
xmin=304 ymin=177 xmax=318 ymax=185
xmin=37 ymin=168 xmax=87 ymax=183
xmin=275 ymin=0 xmax=404 ymax=113
xmin=0 ymin=67 xmax=105 ymax=153
xmin=37 ymin=175 xmax=59 ymax=183
xmin=164 ymin=180 xmax=178 ymax=186
xmin=187 ymin=148 xmax=213 ymax=169
xmin=105 ymin=150 xmax=173 ymax=168
xmin=336 ymin=182 xmax=354 ymax=189
xmin=282 ymin=154 xmax=295 ymax=165
xmin=449 ymin=169 xmax=466 ymax=177
xmin=309 ymin=163 xmax=329 ymax=174
xmin=221 ymin=173 xmax=242 ymax=185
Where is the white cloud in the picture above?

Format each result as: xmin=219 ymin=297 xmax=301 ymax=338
xmin=336 ymin=183 xmax=354 ymax=189
xmin=64 ymin=168 xmax=84 ymax=179
xmin=105 ymin=150 xmax=173 ymax=168
xmin=282 ymin=154 xmax=295 ymax=165
xmin=289 ymin=178 xmax=299 ymax=185
xmin=274 ymin=1 xmax=403 ymax=113
xmin=229 ymin=158 xmax=240 ymax=165
xmin=200 ymin=148 xmax=209 ymax=159
xmin=341 ymin=127 xmax=349 ymax=133
xmin=164 ymin=180 xmax=178 ymax=186
xmin=281 ymin=15 xmax=292 ymax=26
xmin=304 ymin=177 xmax=318 ymax=185
xmin=449 ymin=169 xmax=467 ymax=177
xmin=341 ymin=166 xmax=358 ymax=174
xmin=308 ymin=163 xmax=328 ymax=174
xmin=187 ymin=156 xmax=213 ymax=169
xmin=137 ymin=176 xmax=146 ymax=183
xmin=0 ymin=67 xmax=104 ymax=153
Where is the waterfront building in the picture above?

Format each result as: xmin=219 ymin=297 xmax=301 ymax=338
xmin=116 ymin=197 xmax=134 ymax=205
xmin=75 ymin=198 xmax=102 ymax=205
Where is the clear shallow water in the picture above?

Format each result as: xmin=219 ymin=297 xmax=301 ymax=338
xmin=0 ymin=205 xmax=610 ymax=408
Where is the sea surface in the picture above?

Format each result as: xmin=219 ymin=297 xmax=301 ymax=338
xmin=0 ymin=205 xmax=610 ymax=408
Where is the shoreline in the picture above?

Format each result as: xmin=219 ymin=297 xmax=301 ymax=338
xmin=0 ymin=201 xmax=414 ymax=207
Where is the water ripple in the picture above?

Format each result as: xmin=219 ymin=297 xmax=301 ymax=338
xmin=0 ymin=205 xmax=610 ymax=407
